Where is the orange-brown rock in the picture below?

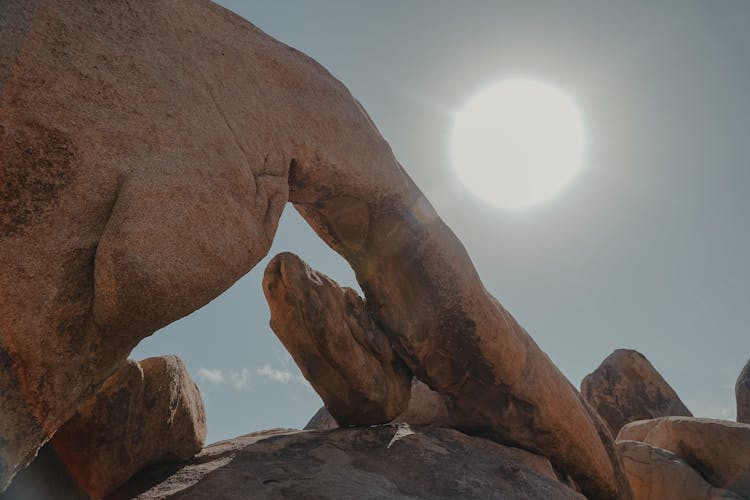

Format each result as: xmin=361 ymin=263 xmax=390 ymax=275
xmin=581 ymin=349 xmax=692 ymax=434
xmin=1 ymin=1 xmax=628 ymax=497
xmin=289 ymin=193 xmax=629 ymax=497
xmin=618 ymin=417 xmax=750 ymax=497
xmin=617 ymin=440 xmax=742 ymax=500
xmin=48 ymin=356 xmax=206 ymax=498
xmin=737 ymin=358 xmax=750 ymax=424
xmin=305 ymin=378 xmax=455 ymax=431
xmin=263 ymin=252 xmax=411 ymax=425
xmin=2 ymin=0 xmax=399 ymax=486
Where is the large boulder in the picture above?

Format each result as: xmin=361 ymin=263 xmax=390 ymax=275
xmin=737 ymin=358 xmax=750 ymax=424
xmin=618 ymin=417 xmax=750 ymax=497
xmin=110 ymin=426 xmax=585 ymax=500
xmin=581 ymin=349 xmax=692 ymax=434
xmin=0 ymin=1 xmax=628 ymax=497
xmin=263 ymin=252 xmax=412 ymax=425
xmin=1 ymin=356 xmax=205 ymax=499
xmin=617 ymin=440 xmax=742 ymax=500
xmin=46 ymin=356 xmax=205 ymax=498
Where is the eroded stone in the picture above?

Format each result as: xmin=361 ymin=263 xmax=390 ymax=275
xmin=618 ymin=417 xmax=750 ymax=497
xmin=264 ymin=253 xmax=411 ymax=425
xmin=581 ymin=349 xmax=692 ymax=434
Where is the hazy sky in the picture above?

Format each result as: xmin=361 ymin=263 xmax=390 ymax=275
xmin=132 ymin=1 xmax=750 ymax=444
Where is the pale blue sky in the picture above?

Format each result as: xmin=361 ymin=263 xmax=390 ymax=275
xmin=133 ymin=1 xmax=750 ymax=443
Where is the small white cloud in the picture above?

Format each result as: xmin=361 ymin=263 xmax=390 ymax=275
xmin=227 ymin=368 xmax=252 ymax=391
xmin=719 ymin=407 xmax=735 ymax=419
xmin=256 ymin=364 xmax=307 ymax=385
xmin=197 ymin=367 xmax=224 ymax=384
xmin=196 ymin=367 xmax=251 ymax=391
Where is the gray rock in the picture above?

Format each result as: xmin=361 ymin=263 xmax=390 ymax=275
xmin=110 ymin=427 xmax=585 ymax=500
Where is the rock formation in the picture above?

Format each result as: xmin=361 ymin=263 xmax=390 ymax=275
xmin=617 ymin=440 xmax=742 ymax=500
xmin=618 ymin=417 xmax=750 ymax=498
xmin=110 ymin=426 xmax=585 ymax=500
xmin=263 ymin=252 xmax=412 ymax=425
xmin=0 ymin=1 xmax=629 ymax=497
xmin=47 ymin=356 xmax=205 ymax=498
xmin=737 ymin=358 xmax=750 ymax=424
xmin=581 ymin=349 xmax=692 ymax=434
xmin=305 ymin=378 xmax=454 ymax=431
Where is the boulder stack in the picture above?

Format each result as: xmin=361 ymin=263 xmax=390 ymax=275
xmin=618 ymin=417 xmax=750 ymax=499
xmin=616 ymin=440 xmax=742 ymax=500
xmin=1 ymin=0 xmax=630 ymax=497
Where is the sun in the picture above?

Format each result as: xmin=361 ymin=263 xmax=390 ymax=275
xmin=451 ymin=78 xmax=586 ymax=210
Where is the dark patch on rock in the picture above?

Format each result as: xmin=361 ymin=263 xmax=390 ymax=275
xmin=0 ymin=121 xmax=77 ymax=237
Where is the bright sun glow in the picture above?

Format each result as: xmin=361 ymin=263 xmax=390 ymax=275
xmin=451 ymin=78 xmax=586 ymax=210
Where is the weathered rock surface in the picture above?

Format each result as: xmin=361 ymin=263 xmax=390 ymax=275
xmin=617 ymin=440 xmax=742 ymax=500
xmin=305 ymin=379 xmax=454 ymax=430
xmin=47 ymin=356 xmax=205 ymax=498
xmin=263 ymin=252 xmax=412 ymax=425
xmin=110 ymin=426 xmax=585 ymax=500
xmin=737 ymin=358 xmax=750 ymax=424
xmin=618 ymin=417 xmax=750 ymax=497
xmin=581 ymin=349 xmax=692 ymax=434
xmin=287 ymin=117 xmax=631 ymax=499
xmin=0 ymin=0 xmax=314 ymax=485
xmin=0 ymin=1 xmax=628 ymax=497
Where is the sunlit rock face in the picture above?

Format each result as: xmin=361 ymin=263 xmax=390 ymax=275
xmin=263 ymin=252 xmax=412 ymax=426
xmin=617 ymin=440 xmax=743 ymax=500
xmin=0 ymin=0 xmax=373 ymax=486
xmin=110 ymin=427 xmax=586 ymax=500
xmin=0 ymin=1 xmax=630 ymax=498
xmin=618 ymin=417 xmax=750 ymax=499
xmin=50 ymin=356 xmax=206 ymax=498
xmin=737 ymin=359 xmax=750 ymax=424
xmin=3 ymin=356 xmax=205 ymax=499
xmin=581 ymin=349 xmax=692 ymax=435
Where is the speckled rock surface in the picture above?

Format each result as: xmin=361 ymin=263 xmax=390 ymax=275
xmin=110 ymin=427 xmax=585 ymax=500
xmin=263 ymin=252 xmax=411 ymax=425
xmin=52 ymin=356 xmax=205 ymax=497
xmin=581 ymin=349 xmax=692 ymax=434
xmin=1 ymin=1 xmax=628 ymax=497
xmin=1 ymin=0 xmax=386 ymax=487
